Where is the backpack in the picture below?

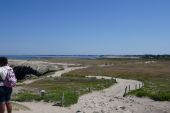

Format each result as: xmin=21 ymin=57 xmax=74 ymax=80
xmin=4 ymin=67 xmax=17 ymax=88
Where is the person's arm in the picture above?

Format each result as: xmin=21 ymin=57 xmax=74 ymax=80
xmin=0 ymin=71 xmax=3 ymax=81
xmin=0 ymin=69 xmax=6 ymax=81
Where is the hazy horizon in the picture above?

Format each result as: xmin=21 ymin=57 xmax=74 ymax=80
xmin=2 ymin=53 xmax=170 ymax=56
xmin=0 ymin=0 xmax=170 ymax=55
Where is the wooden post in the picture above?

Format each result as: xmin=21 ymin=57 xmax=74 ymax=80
xmin=89 ymin=87 xmax=91 ymax=92
xmin=123 ymin=86 xmax=127 ymax=97
xmin=135 ymin=84 xmax=137 ymax=89
xmin=129 ymin=85 xmax=130 ymax=92
xmin=158 ymin=91 xmax=160 ymax=94
xmin=61 ymin=92 xmax=64 ymax=107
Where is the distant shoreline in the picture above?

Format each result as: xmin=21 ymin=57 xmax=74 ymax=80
xmin=1 ymin=55 xmax=100 ymax=60
xmin=1 ymin=55 xmax=170 ymax=60
xmin=0 ymin=55 xmax=140 ymax=60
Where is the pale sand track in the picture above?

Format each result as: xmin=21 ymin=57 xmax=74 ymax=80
xmin=12 ymin=62 xmax=170 ymax=113
xmin=13 ymin=77 xmax=170 ymax=113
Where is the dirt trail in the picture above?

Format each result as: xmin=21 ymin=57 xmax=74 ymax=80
xmin=48 ymin=66 xmax=87 ymax=77
xmin=13 ymin=75 xmax=170 ymax=113
xmin=68 ymin=78 xmax=170 ymax=113
xmin=13 ymin=65 xmax=86 ymax=96
xmin=12 ymin=61 xmax=170 ymax=113
xmin=18 ymin=66 xmax=86 ymax=85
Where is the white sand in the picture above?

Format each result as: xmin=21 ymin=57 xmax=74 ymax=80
xmin=68 ymin=78 xmax=170 ymax=113
xmin=12 ymin=62 xmax=170 ymax=113
xmin=13 ymin=77 xmax=170 ymax=113
xmin=47 ymin=66 xmax=87 ymax=78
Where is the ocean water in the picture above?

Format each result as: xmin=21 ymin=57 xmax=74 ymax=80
xmin=1 ymin=55 xmax=100 ymax=60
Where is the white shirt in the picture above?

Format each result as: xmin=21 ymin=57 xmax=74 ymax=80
xmin=0 ymin=66 xmax=11 ymax=86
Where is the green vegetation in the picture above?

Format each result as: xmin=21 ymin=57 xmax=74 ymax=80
xmin=16 ymin=58 xmax=170 ymax=103
xmin=14 ymin=92 xmax=42 ymax=102
xmin=38 ymin=57 xmax=141 ymax=66
xmin=13 ymin=77 xmax=116 ymax=106
xmin=129 ymin=88 xmax=170 ymax=101
xmin=62 ymin=59 xmax=170 ymax=101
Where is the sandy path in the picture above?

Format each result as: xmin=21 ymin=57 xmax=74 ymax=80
xmin=12 ymin=61 xmax=170 ymax=113
xmin=47 ymin=66 xmax=87 ymax=77
xmin=13 ymin=75 xmax=170 ymax=113
xmin=68 ymin=78 xmax=170 ymax=113
xmin=13 ymin=65 xmax=87 ymax=113
xmin=17 ymin=66 xmax=87 ymax=85
xmin=13 ymin=66 xmax=86 ymax=95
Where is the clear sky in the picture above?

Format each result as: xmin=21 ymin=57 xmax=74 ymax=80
xmin=0 ymin=0 xmax=170 ymax=55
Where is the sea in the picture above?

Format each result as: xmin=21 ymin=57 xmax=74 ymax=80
xmin=1 ymin=55 xmax=101 ymax=60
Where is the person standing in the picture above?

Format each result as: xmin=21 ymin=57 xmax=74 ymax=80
xmin=0 ymin=57 xmax=17 ymax=113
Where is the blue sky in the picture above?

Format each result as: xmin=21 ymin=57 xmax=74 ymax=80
xmin=0 ymin=0 xmax=170 ymax=55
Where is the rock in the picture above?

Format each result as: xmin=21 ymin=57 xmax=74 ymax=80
xmin=109 ymin=99 xmax=114 ymax=102
xmin=76 ymin=110 xmax=85 ymax=113
xmin=53 ymin=101 xmax=62 ymax=106
xmin=118 ymin=106 xmax=126 ymax=110
xmin=9 ymin=60 xmax=62 ymax=78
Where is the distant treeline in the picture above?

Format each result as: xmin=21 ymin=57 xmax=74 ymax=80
xmin=141 ymin=55 xmax=170 ymax=60
xmin=99 ymin=55 xmax=170 ymax=60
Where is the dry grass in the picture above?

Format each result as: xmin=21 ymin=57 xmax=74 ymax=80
xmin=38 ymin=57 xmax=142 ymax=65
xmin=63 ymin=59 xmax=170 ymax=101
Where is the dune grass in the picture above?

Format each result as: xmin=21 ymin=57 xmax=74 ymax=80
xmin=18 ymin=58 xmax=170 ymax=101
xmin=62 ymin=59 xmax=170 ymax=101
xmin=13 ymin=77 xmax=116 ymax=106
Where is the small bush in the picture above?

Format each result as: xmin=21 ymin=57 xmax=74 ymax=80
xmin=129 ymin=88 xmax=170 ymax=101
xmin=150 ymin=92 xmax=170 ymax=101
